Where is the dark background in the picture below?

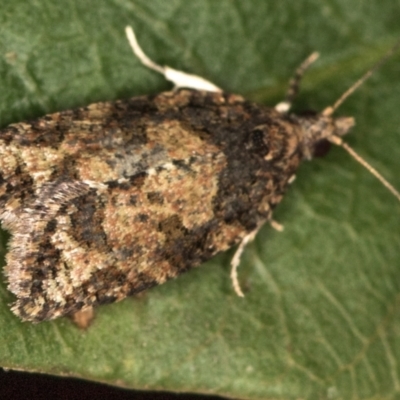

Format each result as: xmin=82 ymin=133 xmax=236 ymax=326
xmin=0 ymin=369 xmax=226 ymax=400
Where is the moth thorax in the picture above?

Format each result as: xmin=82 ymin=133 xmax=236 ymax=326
xmin=295 ymin=114 xmax=355 ymax=160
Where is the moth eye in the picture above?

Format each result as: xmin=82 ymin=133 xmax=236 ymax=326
xmin=248 ymin=126 xmax=270 ymax=156
xmin=312 ymin=139 xmax=331 ymax=158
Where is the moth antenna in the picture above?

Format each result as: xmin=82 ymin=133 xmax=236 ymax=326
xmin=323 ymin=40 xmax=400 ymax=117
xmin=276 ymin=51 xmax=320 ymax=113
xmin=328 ymin=136 xmax=400 ymax=202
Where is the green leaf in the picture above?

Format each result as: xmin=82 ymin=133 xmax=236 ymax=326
xmin=1 ymin=1 xmax=400 ymax=399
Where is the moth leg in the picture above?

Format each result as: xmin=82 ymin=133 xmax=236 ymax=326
xmin=270 ymin=219 xmax=284 ymax=232
xmin=125 ymin=26 xmax=222 ymax=92
xmin=230 ymin=229 xmax=258 ymax=297
xmin=231 ymin=217 xmax=284 ymax=297
xmin=275 ymin=52 xmax=319 ymax=113
xmin=70 ymin=307 xmax=95 ymax=329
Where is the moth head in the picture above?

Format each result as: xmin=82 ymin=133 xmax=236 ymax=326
xmin=295 ymin=113 xmax=355 ymax=160
xmin=295 ymin=105 xmax=400 ymax=202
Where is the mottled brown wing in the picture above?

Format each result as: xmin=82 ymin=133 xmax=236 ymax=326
xmin=0 ymin=89 xmax=303 ymax=321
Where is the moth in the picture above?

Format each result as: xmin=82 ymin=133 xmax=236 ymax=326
xmin=0 ymin=26 xmax=398 ymax=322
